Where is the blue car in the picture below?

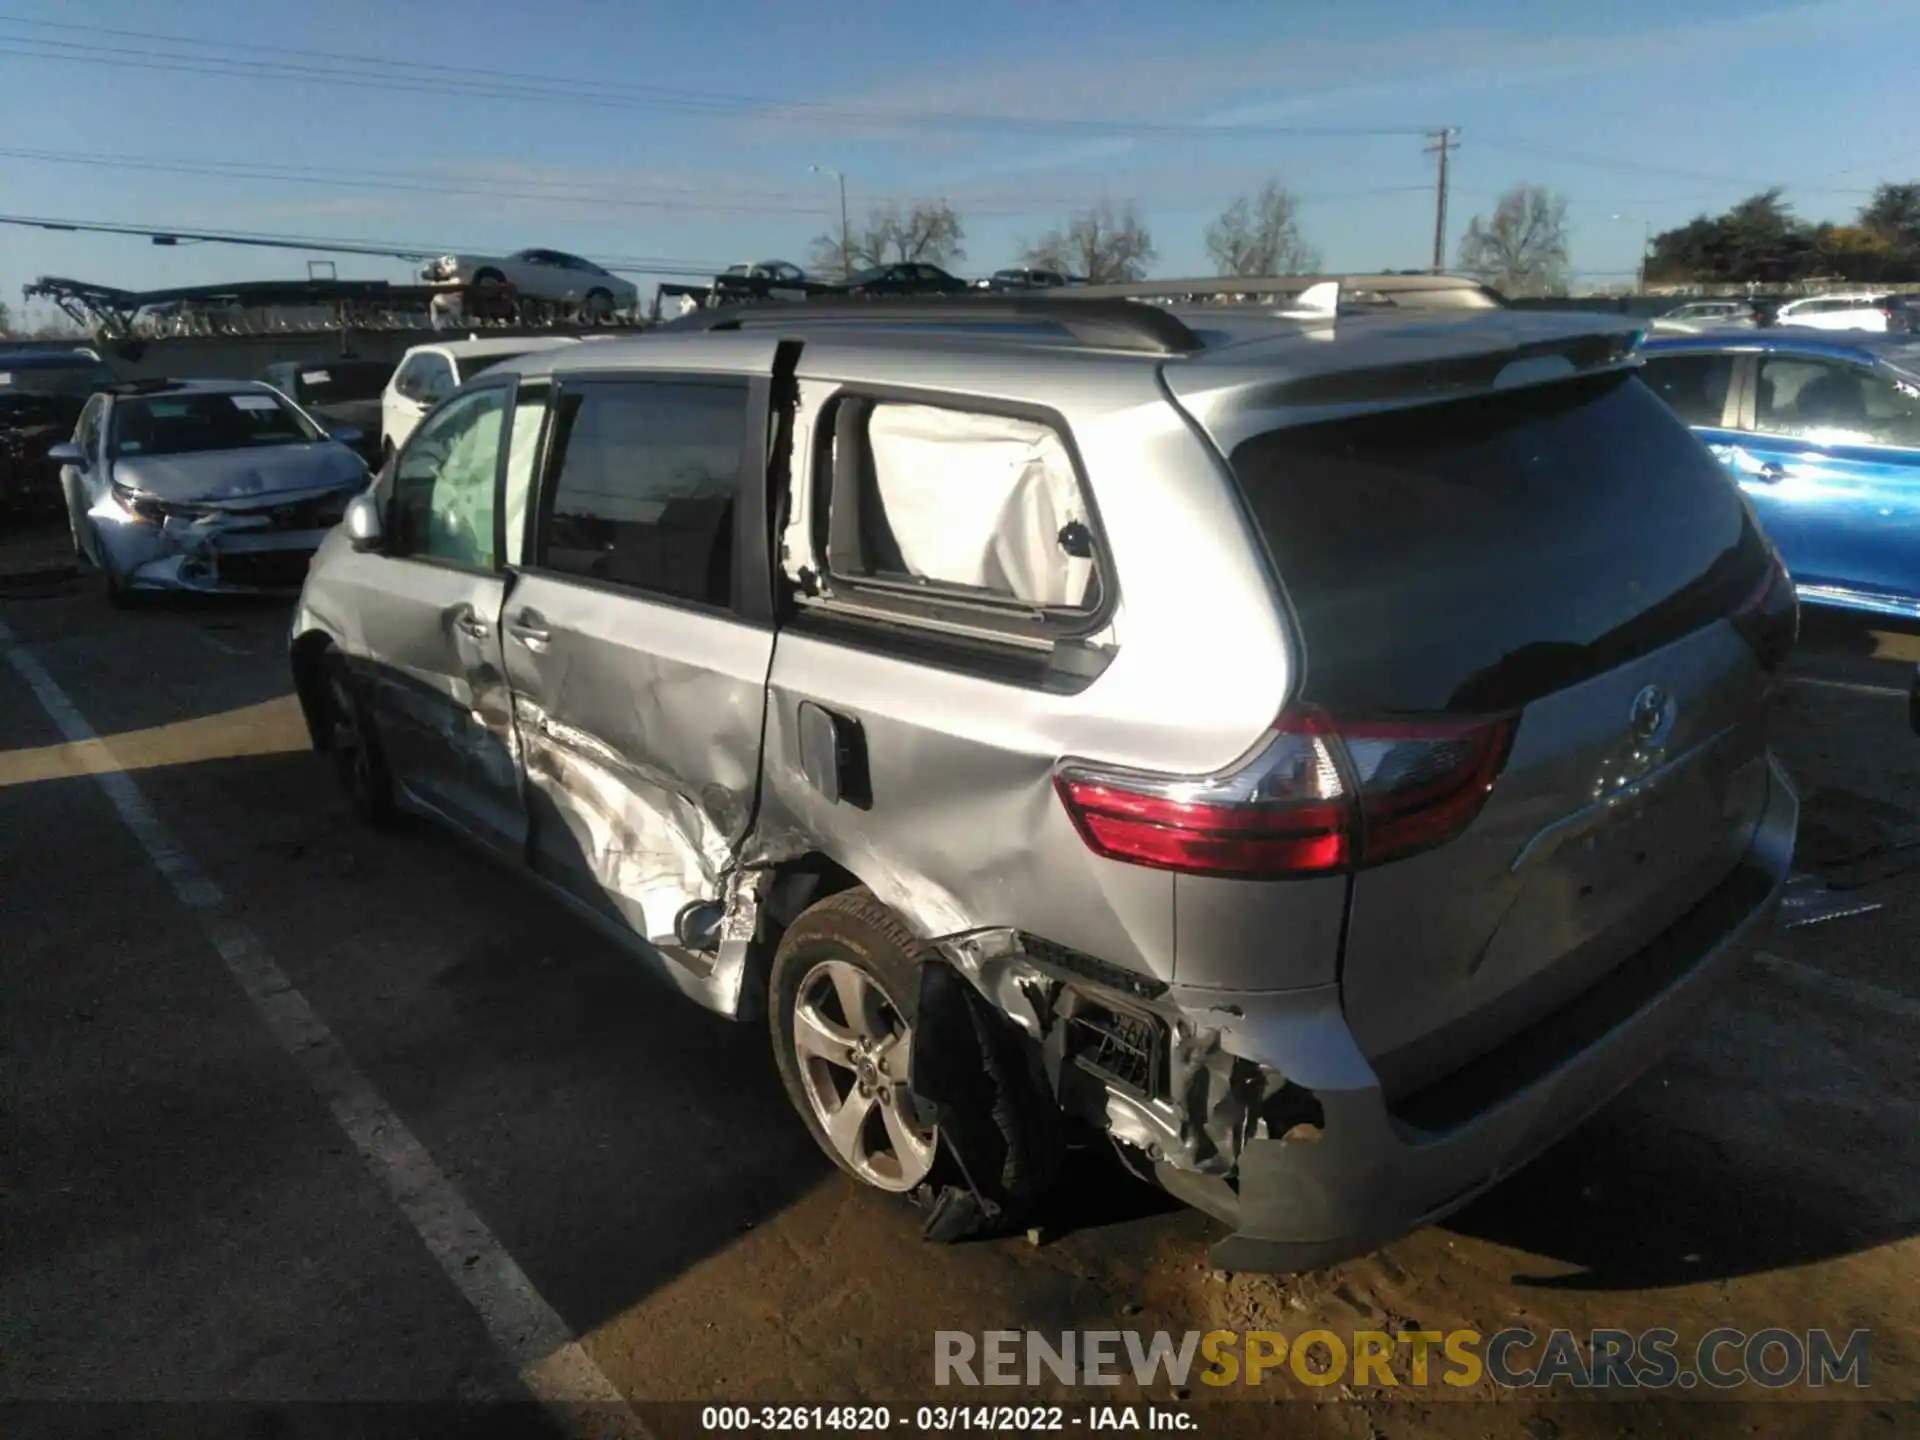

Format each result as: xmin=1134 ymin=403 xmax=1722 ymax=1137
xmin=1638 ymin=332 xmax=1920 ymax=621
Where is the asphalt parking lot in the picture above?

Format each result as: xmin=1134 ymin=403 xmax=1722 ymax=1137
xmin=1 ymin=533 xmax=1916 ymax=1440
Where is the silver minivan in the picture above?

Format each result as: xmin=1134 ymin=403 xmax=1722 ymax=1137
xmin=289 ymin=282 xmax=1799 ymax=1270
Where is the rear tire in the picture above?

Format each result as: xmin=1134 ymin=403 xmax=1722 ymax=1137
xmin=769 ymin=888 xmax=1060 ymax=1232
xmin=771 ymin=890 xmax=941 ymax=1195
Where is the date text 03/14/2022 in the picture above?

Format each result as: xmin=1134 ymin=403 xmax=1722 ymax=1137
xmin=699 ymin=1405 xmax=1198 ymax=1431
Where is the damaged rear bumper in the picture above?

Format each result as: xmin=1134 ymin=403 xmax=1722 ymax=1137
xmin=939 ymin=754 xmax=1798 ymax=1273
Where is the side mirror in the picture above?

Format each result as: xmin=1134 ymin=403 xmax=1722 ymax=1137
xmin=47 ymin=441 xmax=87 ymax=469
xmin=330 ymin=425 xmax=364 ymax=448
xmin=343 ymin=492 xmax=384 ymax=552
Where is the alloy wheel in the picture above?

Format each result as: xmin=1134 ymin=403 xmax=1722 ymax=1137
xmin=791 ymin=958 xmax=936 ymax=1192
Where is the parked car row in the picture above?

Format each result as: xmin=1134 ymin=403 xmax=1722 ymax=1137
xmin=277 ymin=285 xmax=1800 ymax=1273
xmin=1654 ymin=292 xmax=1920 ymax=336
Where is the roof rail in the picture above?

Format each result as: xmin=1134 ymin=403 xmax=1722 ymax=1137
xmin=659 ymin=294 xmax=1206 ymax=355
xmin=1059 ymin=273 xmax=1508 ymax=310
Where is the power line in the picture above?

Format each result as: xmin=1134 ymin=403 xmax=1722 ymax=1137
xmin=1471 ymin=139 xmax=1879 ymax=198
xmin=0 ymin=212 xmax=723 ymax=277
xmin=0 ymin=144 xmax=1439 ymax=221
xmin=0 ymin=18 xmax=1435 ymax=140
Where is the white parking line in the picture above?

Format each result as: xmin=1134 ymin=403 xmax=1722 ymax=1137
xmin=0 ymin=616 xmax=647 ymax=1440
xmin=1785 ymin=676 xmax=1911 ymax=701
xmin=1751 ymin=950 xmax=1920 ymax=1024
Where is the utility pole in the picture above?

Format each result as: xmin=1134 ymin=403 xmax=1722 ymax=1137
xmin=1425 ymin=128 xmax=1459 ymax=273
xmin=811 ymin=164 xmax=851 ymax=280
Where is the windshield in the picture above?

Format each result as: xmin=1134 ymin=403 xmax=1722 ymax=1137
xmin=846 ymin=267 xmax=889 ymax=286
xmin=111 ymin=391 xmax=323 ymax=457
xmin=292 ymin=362 xmax=390 ymax=404
xmin=0 ymin=361 xmax=118 ymax=399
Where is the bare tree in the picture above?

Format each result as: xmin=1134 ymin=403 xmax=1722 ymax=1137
xmin=1456 ymin=184 xmax=1572 ymax=296
xmin=0 ymin=299 xmax=11 ymax=336
xmin=807 ymin=199 xmax=965 ymax=278
xmin=1204 ymin=181 xmax=1320 ymax=276
xmin=1023 ymin=202 xmax=1156 ymax=284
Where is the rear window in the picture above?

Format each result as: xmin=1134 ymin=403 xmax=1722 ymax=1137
xmin=1228 ymin=371 xmax=1767 ymax=713
xmin=0 ymin=361 xmax=117 ymax=399
xmin=294 ymin=362 xmax=390 ymax=404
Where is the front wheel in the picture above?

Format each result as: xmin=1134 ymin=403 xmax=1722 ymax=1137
xmin=581 ymin=287 xmax=615 ymax=324
xmin=324 ymin=656 xmax=398 ymax=826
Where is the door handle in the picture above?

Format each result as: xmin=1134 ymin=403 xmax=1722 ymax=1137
xmin=507 ymin=611 xmax=551 ymax=651
xmin=453 ymin=612 xmax=491 ymax=640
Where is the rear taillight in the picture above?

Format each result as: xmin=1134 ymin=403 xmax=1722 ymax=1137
xmin=1732 ymin=560 xmax=1799 ymax=671
xmin=1055 ymin=708 xmax=1516 ymax=879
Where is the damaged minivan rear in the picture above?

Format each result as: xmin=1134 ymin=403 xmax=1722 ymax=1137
xmin=290 ymin=297 xmax=1797 ymax=1271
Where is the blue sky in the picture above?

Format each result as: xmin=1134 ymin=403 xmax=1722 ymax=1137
xmin=0 ymin=0 xmax=1913 ymax=320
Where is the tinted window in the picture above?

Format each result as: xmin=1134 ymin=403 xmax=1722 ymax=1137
xmin=391 ymin=386 xmax=505 ymax=567
xmin=294 ymin=361 xmax=392 ymax=404
xmin=110 ymin=391 xmax=320 ymax=457
xmin=1229 ymin=372 xmax=1765 ymax=713
xmin=1639 ymin=352 xmax=1735 ymax=426
xmin=535 ymin=380 xmax=745 ymax=607
xmin=77 ymin=395 xmax=104 ymax=452
xmin=0 ymin=359 xmax=117 ymax=399
xmin=418 ymin=355 xmax=457 ymax=402
xmin=394 ymin=354 xmax=435 ymax=401
xmin=1754 ymin=357 xmax=1920 ymax=447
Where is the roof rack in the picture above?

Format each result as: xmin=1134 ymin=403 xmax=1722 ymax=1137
xmin=660 ymin=294 xmax=1206 ymax=355
xmin=1058 ymin=273 xmax=1507 ymax=309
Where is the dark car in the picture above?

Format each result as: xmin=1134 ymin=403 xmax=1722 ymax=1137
xmin=975 ymin=267 xmax=1074 ymax=292
xmin=259 ymin=359 xmax=393 ymax=467
xmin=839 ymin=263 xmax=972 ymax=297
xmin=1873 ymin=294 xmax=1920 ymax=335
xmin=0 ymin=348 xmax=119 ymax=522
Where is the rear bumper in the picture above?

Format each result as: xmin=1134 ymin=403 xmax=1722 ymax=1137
xmin=1181 ymin=752 xmax=1798 ymax=1273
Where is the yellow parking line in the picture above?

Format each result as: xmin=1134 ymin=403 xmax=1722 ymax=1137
xmin=1866 ymin=630 xmax=1920 ymax=664
xmin=0 ymin=694 xmax=309 ymax=788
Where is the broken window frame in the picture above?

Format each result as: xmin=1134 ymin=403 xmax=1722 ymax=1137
xmin=797 ymin=385 xmax=1119 ymax=670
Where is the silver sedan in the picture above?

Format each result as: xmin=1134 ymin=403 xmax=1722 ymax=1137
xmin=51 ymin=379 xmax=371 ymax=604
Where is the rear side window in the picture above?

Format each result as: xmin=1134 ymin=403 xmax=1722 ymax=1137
xmin=297 ymin=362 xmax=391 ymax=404
xmin=533 ymin=379 xmax=744 ymax=609
xmin=1639 ymin=352 xmax=1735 ymax=427
xmin=821 ymin=401 xmax=1097 ymax=612
xmin=1229 ymin=372 xmax=1767 ymax=714
xmin=1754 ymin=357 xmax=1920 ymax=447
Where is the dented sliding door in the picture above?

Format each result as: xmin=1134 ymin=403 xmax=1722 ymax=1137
xmin=501 ymin=369 xmax=774 ymax=947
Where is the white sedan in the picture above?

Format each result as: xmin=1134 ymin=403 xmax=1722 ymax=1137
xmin=422 ymin=248 xmax=639 ymax=320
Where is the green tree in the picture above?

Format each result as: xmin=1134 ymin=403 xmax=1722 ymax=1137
xmin=1860 ymin=181 xmax=1920 ymax=246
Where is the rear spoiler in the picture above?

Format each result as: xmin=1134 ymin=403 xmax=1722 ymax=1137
xmin=1162 ymin=311 xmax=1646 ymax=452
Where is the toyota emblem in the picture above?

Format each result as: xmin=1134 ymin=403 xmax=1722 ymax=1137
xmin=1629 ymin=683 xmax=1675 ymax=744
